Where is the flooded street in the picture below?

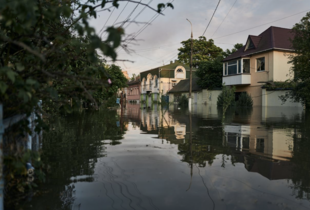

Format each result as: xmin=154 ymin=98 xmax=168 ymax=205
xmin=20 ymin=104 xmax=310 ymax=210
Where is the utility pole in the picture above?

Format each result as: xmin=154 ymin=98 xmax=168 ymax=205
xmin=186 ymin=19 xmax=193 ymax=111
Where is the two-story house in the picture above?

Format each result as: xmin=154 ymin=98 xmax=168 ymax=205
xmin=140 ymin=60 xmax=195 ymax=106
xmin=222 ymin=26 xmax=301 ymax=107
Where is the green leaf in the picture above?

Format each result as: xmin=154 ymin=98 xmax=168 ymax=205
xmin=26 ymin=78 xmax=37 ymax=85
xmin=113 ymin=0 xmax=119 ymax=8
xmin=101 ymin=0 xmax=107 ymax=8
xmin=167 ymin=3 xmax=174 ymax=9
xmin=7 ymin=69 xmax=17 ymax=83
xmin=0 ymin=82 xmax=8 ymax=94
xmin=16 ymin=63 xmax=25 ymax=71
xmin=157 ymin=3 xmax=165 ymax=13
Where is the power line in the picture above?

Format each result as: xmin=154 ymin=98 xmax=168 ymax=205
xmin=99 ymin=7 xmax=116 ymax=37
xmin=211 ymin=0 xmax=237 ymax=38
xmin=214 ymin=9 xmax=310 ymax=39
xmin=124 ymin=0 xmax=153 ymax=29
xmin=132 ymin=0 xmax=174 ymax=40
xmin=122 ymin=0 xmax=142 ymax=27
xmin=202 ymin=0 xmax=222 ymax=36
xmin=112 ymin=1 xmax=130 ymax=25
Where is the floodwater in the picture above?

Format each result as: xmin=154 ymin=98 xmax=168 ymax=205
xmin=20 ymin=104 xmax=310 ymax=210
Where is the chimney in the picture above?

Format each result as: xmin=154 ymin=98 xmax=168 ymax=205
xmin=174 ymin=59 xmax=178 ymax=63
xmin=170 ymin=61 xmax=173 ymax=64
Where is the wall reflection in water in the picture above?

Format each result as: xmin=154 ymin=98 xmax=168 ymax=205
xmin=129 ymin=103 xmax=309 ymax=200
xmin=20 ymin=104 xmax=310 ymax=210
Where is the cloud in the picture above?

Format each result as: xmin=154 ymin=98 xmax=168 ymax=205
xmin=89 ymin=0 xmax=310 ymax=76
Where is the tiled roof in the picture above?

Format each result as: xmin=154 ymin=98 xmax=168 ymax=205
xmin=223 ymin=26 xmax=295 ymax=61
xmin=168 ymin=78 xmax=202 ymax=93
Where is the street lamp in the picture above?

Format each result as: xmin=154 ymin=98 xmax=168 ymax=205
xmin=186 ymin=19 xmax=193 ymax=111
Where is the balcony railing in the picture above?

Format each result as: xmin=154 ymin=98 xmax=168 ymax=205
xmin=222 ymin=73 xmax=251 ymax=86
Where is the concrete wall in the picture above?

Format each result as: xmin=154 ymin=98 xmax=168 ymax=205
xmin=262 ymin=89 xmax=303 ymax=107
xmin=168 ymin=89 xmax=222 ymax=105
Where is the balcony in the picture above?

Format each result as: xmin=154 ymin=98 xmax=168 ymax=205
xmin=222 ymin=73 xmax=251 ymax=86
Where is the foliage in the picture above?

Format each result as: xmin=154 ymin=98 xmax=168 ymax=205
xmin=131 ymin=73 xmax=139 ymax=81
xmin=196 ymin=56 xmax=223 ymax=89
xmin=178 ymin=36 xmax=223 ymax=68
xmin=217 ymin=86 xmax=235 ymax=119
xmin=178 ymin=95 xmax=188 ymax=107
xmin=217 ymin=86 xmax=235 ymax=107
xmin=280 ymin=12 xmax=310 ymax=108
xmin=0 ymin=0 xmax=173 ymax=204
xmin=223 ymin=43 xmax=243 ymax=58
xmin=236 ymin=92 xmax=253 ymax=107
xmin=0 ymin=0 xmax=173 ymax=121
xmin=93 ymin=64 xmax=127 ymax=105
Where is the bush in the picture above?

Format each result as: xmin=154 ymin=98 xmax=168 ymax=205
xmin=217 ymin=86 xmax=235 ymax=107
xmin=236 ymin=93 xmax=253 ymax=107
xmin=178 ymin=95 xmax=188 ymax=107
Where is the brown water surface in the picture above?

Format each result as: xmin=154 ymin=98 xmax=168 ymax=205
xmin=20 ymin=104 xmax=310 ymax=210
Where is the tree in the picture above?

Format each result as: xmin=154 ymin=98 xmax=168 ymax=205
xmin=0 ymin=0 xmax=173 ymax=120
xmin=281 ymin=12 xmax=310 ymax=109
xmin=223 ymin=43 xmax=243 ymax=58
xmin=93 ymin=64 xmax=128 ymax=105
xmin=0 ymin=0 xmax=173 ymax=201
xmin=195 ymin=56 xmax=223 ymax=89
xmin=131 ymin=73 xmax=137 ymax=81
xmin=178 ymin=36 xmax=223 ymax=68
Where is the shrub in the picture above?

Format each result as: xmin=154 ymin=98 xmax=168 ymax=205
xmin=236 ymin=92 xmax=253 ymax=107
xmin=217 ymin=86 xmax=235 ymax=108
xmin=178 ymin=95 xmax=188 ymax=107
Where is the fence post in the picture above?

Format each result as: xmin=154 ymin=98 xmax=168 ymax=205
xmin=0 ymin=104 xmax=4 ymax=209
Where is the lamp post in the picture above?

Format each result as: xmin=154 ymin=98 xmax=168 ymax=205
xmin=186 ymin=19 xmax=193 ymax=111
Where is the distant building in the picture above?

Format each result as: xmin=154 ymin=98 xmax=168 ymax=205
xmin=126 ymin=79 xmax=141 ymax=103
xmin=122 ymin=71 xmax=130 ymax=80
xmin=222 ymin=26 xmax=302 ymax=107
xmin=139 ymin=60 xmax=196 ymax=106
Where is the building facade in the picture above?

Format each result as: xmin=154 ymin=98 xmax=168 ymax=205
xmin=140 ymin=60 xmax=195 ymax=106
xmin=126 ymin=80 xmax=141 ymax=103
xmin=222 ymin=26 xmax=302 ymax=107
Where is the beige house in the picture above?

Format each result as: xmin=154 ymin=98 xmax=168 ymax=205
xmin=222 ymin=26 xmax=302 ymax=107
xmin=140 ymin=60 xmax=196 ymax=106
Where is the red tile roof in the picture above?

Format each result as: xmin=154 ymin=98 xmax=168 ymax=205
xmin=223 ymin=26 xmax=295 ymax=61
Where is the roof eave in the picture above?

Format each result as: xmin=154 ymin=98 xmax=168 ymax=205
xmin=222 ymin=48 xmax=295 ymax=62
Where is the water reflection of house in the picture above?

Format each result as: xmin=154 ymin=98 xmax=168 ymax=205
xmin=124 ymin=103 xmax=141 ymax=127
xmin=139 ymin=108 xmax=187 ymax=142
xmin=224 ymin=124 xmax=295 ymax=161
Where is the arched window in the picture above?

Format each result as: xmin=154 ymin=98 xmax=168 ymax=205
xmin=177 ymin=69 xmax=183 ymax=73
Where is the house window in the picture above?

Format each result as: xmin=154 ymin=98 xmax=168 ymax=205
xmin=177 ymin=69 xmax=183 ymax=73
xmin=256 ymin=138 xmax=264 ymax=153
xmin=155 ymin=78 xmax=158 ymax=87
xmin=238 ymin=59 xmax=241 ymax=73
xmin=227 ymin=60 xmax=238 ymax=75
xmin=257 ymin=57 xmax=265 ymax=72
xmin=243 ymin=59 xmax=250 ymax=73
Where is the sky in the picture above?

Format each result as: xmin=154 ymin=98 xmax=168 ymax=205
xmin=90 ymin=0 xmax=310 ymax=77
